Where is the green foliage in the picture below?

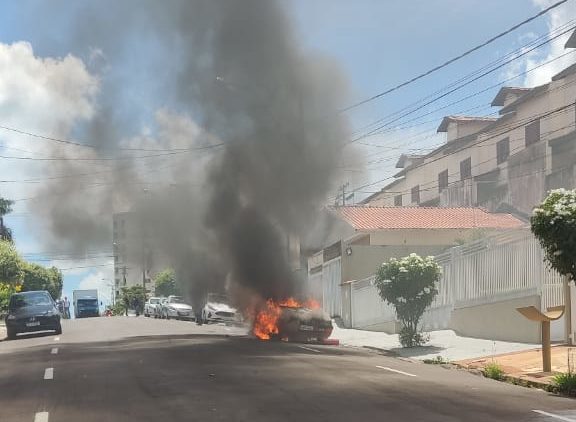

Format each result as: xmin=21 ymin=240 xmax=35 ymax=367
xmin=374 ymin=253 xmax=441 ymax=348
xmin=119 ymin=285 xmax=146 ymax=314
xmin=531 ymin=189 xmax=576 ymax=280
xmin=0 ymin=198 xmax=13 ymax=242
xmin=154 ymin=268 xmax=178 ymax=297
xmin=423 ymin=356 xmax=450 ymax=365
xmin=21 ymin=263 xmax=63 ymax=300
xmin=483 ymin=362 xmax=505 ymax=380
xmin=553 ymin=372 xmax=576 ymax=394
xmin=0 ymin=282 xmax=20 ymax=315
xmin=0 ymin=240 xmax=24 ymax=285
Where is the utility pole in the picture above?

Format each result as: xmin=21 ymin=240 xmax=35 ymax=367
xmin=336 ymin=182 xmax=350 ymax=206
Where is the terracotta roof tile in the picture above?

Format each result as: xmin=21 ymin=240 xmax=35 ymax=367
xmin=334 ymin=206 xmax=525 ymax=231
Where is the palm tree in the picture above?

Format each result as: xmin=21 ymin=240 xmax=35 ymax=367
xmin=0 ymin=198 xmax=14 ymax=242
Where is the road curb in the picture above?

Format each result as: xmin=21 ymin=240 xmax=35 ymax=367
xmin=451 ymin=362 xmax=563 ymax=395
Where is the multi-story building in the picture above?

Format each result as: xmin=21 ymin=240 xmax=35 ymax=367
xmin=363 ymin=44 xmax=576 ymax=216
xmin=112 ymin=212 xmax=155 ymax=298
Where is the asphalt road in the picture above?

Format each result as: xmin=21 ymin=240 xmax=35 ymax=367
xmin=1 ymin=317 xmax=576 ymax=422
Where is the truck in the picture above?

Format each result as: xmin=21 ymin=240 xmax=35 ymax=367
xmin=73 ymin=289 xmax=100 ymax=318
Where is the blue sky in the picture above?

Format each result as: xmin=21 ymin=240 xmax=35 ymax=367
xmin=0 ymin=0 xmax=573 ymax=307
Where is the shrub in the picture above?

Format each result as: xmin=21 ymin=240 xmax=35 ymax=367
xmin=374 ymin=253 xmax=440 ymax=348
xmin=483 ymin=362 xmax=505 ymax=380
xmin=423 ymin=356 xmax=450 ymax=365
xmin=553 ymin=372 xmax=576 ymax=395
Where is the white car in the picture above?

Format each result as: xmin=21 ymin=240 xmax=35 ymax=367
xmin=162 ymin=295 xmax=194 ymax=321
xmin=144 ymin=297 xmax=161 ymax=318
xmin=202 ymin=294 xmax=240 ymax=324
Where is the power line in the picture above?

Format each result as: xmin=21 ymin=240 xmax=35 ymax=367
xmin=362 ymin=121 xmax=576 ymax=204
xmin=340 ymin=101 xmax=575 ymax=198
xmin=339 ymin=0 xmax=572 ymax=113
xmin=348 ymin=24 xmax=576 ymax=145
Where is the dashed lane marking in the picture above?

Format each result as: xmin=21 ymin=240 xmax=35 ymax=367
xmin=376 ymin=365 xmax=417 ymax=377
xmin=51 ymin=348 xmax=58 ymax=355
xmin=34 ymin=412 xmax=49 ymax=422
xmin=44 ymin=368 xmax=53 ymax=380
xmin=297 ymin=345 xmax=321 ymax=353
xmin=532 ymin=410 xmax=576 ymax=421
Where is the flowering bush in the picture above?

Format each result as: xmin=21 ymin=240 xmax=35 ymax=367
xmin=374 ymin=253 xmax=441 ymax=347
xmin=531 ymin=189 xmax=576 ymax=281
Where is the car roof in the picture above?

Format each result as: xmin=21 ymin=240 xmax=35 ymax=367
xmin=13 ymin=290 xmax=50 ymax=296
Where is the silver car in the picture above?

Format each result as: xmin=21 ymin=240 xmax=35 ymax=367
xmin=162 ymin=295 xmax=194 ymax=321
xmin=144 ymin=297 xmax=161 ymax=318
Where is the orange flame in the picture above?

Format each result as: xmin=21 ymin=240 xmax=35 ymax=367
xmin=252 ymin=297 xmax=321 ymax=340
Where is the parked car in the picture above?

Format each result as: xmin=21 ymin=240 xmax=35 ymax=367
xmin=5 ymin=291 xmax=62 ymax=340
xmin=161 ymin=295 xmax=194 ymax=321
xmin=144 ymin=297 xmax=162 ymax=318
xmin=202 ymin=293 xmax=240 ymax=324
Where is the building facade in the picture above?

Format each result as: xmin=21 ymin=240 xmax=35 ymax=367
xmin=363 ymin=59 xmax=576 ymax=217
xmin=112 ymin=212 xmax=155 ymax=298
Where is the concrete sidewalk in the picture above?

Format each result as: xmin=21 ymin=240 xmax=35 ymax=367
xmin=331 ymin=324 xmax=539 ymax=362
xmin=456 ymin=345 xmax=575 ymax=386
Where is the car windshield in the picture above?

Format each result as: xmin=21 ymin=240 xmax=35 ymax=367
xmin=10 ymin=292 xmax=53 ymax=309
xmin=150 ymin=298 xmax=160 ymax=304
xmin=169 ymin=297 xmax=184 ymax=304
xmin=208 ymin=294 xmax=230 ymax=305
xmin=78 ymin=299 xmax=98 ymax=308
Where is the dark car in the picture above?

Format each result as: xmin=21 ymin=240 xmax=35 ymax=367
xmin=5 ymin=291 xmax=62 ymax=340
xmin=274 ymin=306 xmax=333 ymax=342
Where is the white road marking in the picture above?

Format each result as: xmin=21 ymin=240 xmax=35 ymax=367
xmin=532 ymin=410 xmax=576 ymax=421
xmin=53 ymin=337 xmax=60 ymax=341
xmin=51 ymin=347 xmax=58 ymax=355
xmin=34 ymin=411 xmax=49 ymax=422
xmin=297 ymin=345 xmax=321 ymax=353
xmin=44 ymin=368 xmax=54 ymax=380
xmin=376 ymin=365 xmax=417 ymax=377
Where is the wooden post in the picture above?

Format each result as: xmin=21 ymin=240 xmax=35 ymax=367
xmin=542 ymin=320 xmax=552 ymax=372
xmin=564 ymin=274 xmax=572 ymax=345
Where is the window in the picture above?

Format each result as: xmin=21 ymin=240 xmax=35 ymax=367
xmin=525 ymin=119 xmax=540 ymax=146
xmin=438 ymin=169 xmax=449 ymax=192
xmin=394 ymin=194 xmax=402 ymax=206
xmin=411 ymin=185 xmax=420 ymax=204
xmin=460 ymin=158 xmax=472 ymax=181
xmin=496 ymin=137 xmax=510 ymax=164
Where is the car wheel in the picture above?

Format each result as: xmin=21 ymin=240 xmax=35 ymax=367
xmin=6 ymin=328 xmax=17 ymax=340
xmin=55 ymin=324 xmax=62 ymax=335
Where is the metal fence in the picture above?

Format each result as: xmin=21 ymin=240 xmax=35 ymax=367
xmin=348 ymin=229 xmax=565 ymax=331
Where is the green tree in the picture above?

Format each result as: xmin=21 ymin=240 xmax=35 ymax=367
xmin=0 ymin=198 xmax=14 ymax=242
xmin=119 ymin=285 xmax=146 ymax=314
xmin=0 ymin=240 xmax=24 ymax=286
xmin=374 ymin=254 xmax=441 ymax=348
xmin=531 ymin=189 xmax=576 ymax=281
xmin=21 ymin=263 xmax=63 ymax=300
xmin=154 ymin=268 xmax=178 ymax=296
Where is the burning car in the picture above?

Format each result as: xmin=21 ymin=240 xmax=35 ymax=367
xmin=253 ymin=298 xmax=333 ymax=342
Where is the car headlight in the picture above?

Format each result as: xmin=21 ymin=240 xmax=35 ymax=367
xmin=6 ymin=314 xmax=16 ymax=320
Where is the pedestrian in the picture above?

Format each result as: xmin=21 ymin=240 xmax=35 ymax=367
xmin=124 ymin=295 xmax=129 ymax=317
xmin=63 ymin=296 xmax=71 ymax=319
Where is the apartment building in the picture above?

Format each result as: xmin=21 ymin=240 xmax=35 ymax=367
xmin=363 ymin=54 xmax=576 ymax=217
xmin=112 ymin=212 xmax=155 ymax=297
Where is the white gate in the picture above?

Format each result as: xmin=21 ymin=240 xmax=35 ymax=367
xmin=322 ymin=257 xmax=342 ymax=317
